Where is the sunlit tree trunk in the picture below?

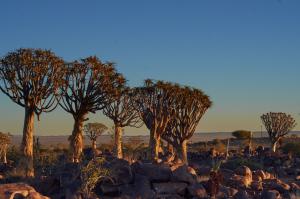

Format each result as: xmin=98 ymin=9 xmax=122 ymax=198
xmin=271 ymin=140 xmax=279 ymax=152
xmin=149 ymin=125 xmax=161 ymax=162
xmin=177 ymin=140 xmax=188 ymax=164
xmin=70 ymin=114 xmax=86 ymax=163
xmin=3 ymin=144 xmax=7 ymax=164
xmin=114 ymin=126 xmax=123 ymax=159
xmin=22 ymin=107 xmax=35 ymax=177
xmin=91 ymin=140 xmax=97 ymax=151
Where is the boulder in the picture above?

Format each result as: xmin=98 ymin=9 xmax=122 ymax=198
xmin=187 ymin=183 xmax=207 ymax=198
xmin=253 ymin=170 xmax=266 ymax=181
xmin=0 ymin=183 xmax=50 ymax=199
xmin=108 ymin=159 xmax=133 ymax=185
xmin=155 ymin=194 xmax=184 ymax=199
xmin=131 ymin=162 xmax=172 ymax=182
xmin=263 ymin=179 xmax=290 ymax=194
xmin=132 ymin=174 xmax=155 ymax=199
xmin=235 ymin=166 xmax=252 ymax=179
xmin=152 ymin=182 xmax=188 ymax=195
xmin=251 ymin=181 xmax=263 ymax=191
xmin=171 ymin=165 xmax=197 ymax=184
xmin=233 ymin=190 xmax=250 ymax=199
xmin=260 ymin=190 xmax=281 ymax=199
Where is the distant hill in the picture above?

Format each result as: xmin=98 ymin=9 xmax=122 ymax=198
xmin=10 ymin=131 xmax=300 ymax=147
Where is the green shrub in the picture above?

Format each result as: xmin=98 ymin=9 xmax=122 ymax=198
xmin=282 ymin=143 xmax=300 ymax=156
xmin=232 ymin=130 xmax=251 ymax=139
xmin=80 ymin=157 xmax=110 ymax=198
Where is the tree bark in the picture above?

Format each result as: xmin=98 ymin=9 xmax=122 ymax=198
xmin=22 ymin=107 xmax=35 ymax=177
xmin=177 ymin=140 xmax=188 ymax=164
xmin=114 ymin=126 xmax=123 ymax=159
xmin=3 ymin=144 xmax=7 ymax=164
xmin=70 ymin=114 xmax=86 ymax=163
xmin=149 ymin=126 xmax=161 ymax=162
xmin=271 ymin=140 xmax=278 ymax=152
xmin=91 ymin=140 xmax=97 ymax=151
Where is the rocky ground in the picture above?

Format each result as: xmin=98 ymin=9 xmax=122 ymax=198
xmin=0 ymin=144 xmax=300 ymax=199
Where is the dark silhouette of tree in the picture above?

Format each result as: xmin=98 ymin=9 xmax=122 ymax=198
xmin=0 ymin=48 xmax=64 ymax=176
xmin=132 ymin=79 xmax=179 ymax=162
xmin=162 ymin=86 xmax=212 ymax=164
xmin=261 ymin=112 xmax=296 ymax=152
xmin=103 ymin=87 xmax=142 ymax=159
xmin=0 ymin=132 xmax=11 ymax=164
xmin=84 ymin=122 xmax=108 ymax=151
xmin=59 ymin=56 xmax=125 ymax=162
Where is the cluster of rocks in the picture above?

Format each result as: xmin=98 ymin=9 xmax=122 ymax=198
xmin=0 ymin=183 xmax=50 ymax=199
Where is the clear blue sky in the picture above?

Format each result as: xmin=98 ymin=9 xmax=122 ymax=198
xmin=0 ymin=0 xmax=299 ymax=135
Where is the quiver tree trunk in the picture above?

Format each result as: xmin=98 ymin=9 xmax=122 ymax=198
xmin=3 ymin=144 xmax=7 ymax=164
xmin=22 ymin=107 xmax=35 ymax=177
xmin=91 ymin=140 xmax=97 ymax=151
xmin=271 ymin=140 xmax=279 ymax=152
xmin=149 ymin=127 xmax=161 ymax=162
xmin=70 ymin=114 xmax=86 ymax=163
xmin=177 ymin=140 xmax=188 ymax=164
xmin=114 ymin=126 xmax=123 ymax=159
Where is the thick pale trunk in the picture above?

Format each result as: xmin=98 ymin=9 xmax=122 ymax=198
xmin=149 ymin=127 xmax=161 ymax=162
xmin=22 ymin=108 xmax=35 ymax=177
xmin=70 ymin=114 xmax=86 ymax=163
xmin=178 ymin=140 xmax=188 ymax=164
xmin=271 ymin=140 xmax=278 ymax=152
xmin=92 ymin=140 xmax=97 ymax=151
xmin=114 ymin=126 xmax=123 ymax=159
xmin=3 ymin=144 xmax=7 ymax=164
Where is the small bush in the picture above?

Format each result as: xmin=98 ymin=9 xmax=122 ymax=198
xmin=282 ymin=143 xmax=300 ymax=156
xmin=232 ymin=130 xmax=251 ymax=140
xmin=212 ymin=139 xmax=226 ymax=153
xmin=80 ymin=157 xmax=110 ymax=198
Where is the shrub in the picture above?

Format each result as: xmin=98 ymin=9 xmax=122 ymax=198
xmin=212 ymin=139 xmax=226 ymax=153
xmin=232 ymin=130 xmax=251 ymax=140
xmin=282 ymin=143 xmax=300 ymax=156
xmin=80 ymin=157 xmax=110 ymax=198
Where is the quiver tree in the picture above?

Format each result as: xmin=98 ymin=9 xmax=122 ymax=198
xmin=103 ymin=87 xmax=142 ymax=159
xmin=162 ymin=87 xmax=212 ymax=164
xmin=261 ymin=112 xmax=296 ymax=152
xmin=59 ymin=56 xmax=125 ymax=162
xmin=132 ymin=79 xmax=178 ymax=162
xmin=0 ymin=132 xmax=11 ymax=164
xmin=84 ymin=122 xmax=108 ymax=151
xmin=0 ymin=48 xmax=64 ymax=176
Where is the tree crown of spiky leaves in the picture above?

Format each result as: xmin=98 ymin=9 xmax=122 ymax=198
xmin=163 ymin=86 xmax=212 ymax=147
xmin=132 ymin=79 xmax=179 ymax=133
xmin=59 ymin=56 xmax=125 ymax=119
xmin=261 ymin=112 xmax=296 ymax=142
xmin=84 ymin=122 xmax=108 ymax=141
xmin=0 ymin=48 xmax=64 ymax=119
xmin=103 ymin=87 xmax=142 ymax=128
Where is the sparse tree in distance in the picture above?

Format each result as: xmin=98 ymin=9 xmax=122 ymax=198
xmin=59 ymin=56 xmax=125 ymax=162
xmin=132 ymin=80 xmax=178 ymax=162
xmin=261 ymin=112 xmax=297 ymax=152
xmin=232 ymin=130 xmax=252 ymax=140
xmin=0 ymin=48 xmax=64 ymax=176
xmin=103 ymin=87 xmax=142 ymax=159
xmin=0 ymin=132 xmax=11 ymax=164
xmin=162 ymin=86 xmax=212 ymax=164
xmin=84 ymin=122 xmax=108 ymax=151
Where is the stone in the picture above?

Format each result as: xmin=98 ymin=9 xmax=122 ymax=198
xmin=171 ymin=165 xmax=197 ymax=184
xmin=187 ymin=183 xmax=207 ymax=198
xmin=260 ymin=190 xmax=281 ymax=199
xmin=296 ymin=176 xmax=300 ymax=181
xmin=132 ymin=174 xmax=155 ymax=199
xmin=131 ymin=162 xmax=172 ymax=182
xmin=251 ymin=181 xmax=263 ymax=191
xmin=235 ymin=166 xmax=252 ymax=178
xmin=233 ymin=190 xmax=250 ymax=199
xmin=155 ymin=194 xmax=184 ymax=199
xmin=108 ymin=158 xmax=133 ymax=185
xmin=0 ymin=183 xmax=49 ymax=199
xmin=152 ymin=182 xmax=188 ymax=195
xmin=263 ymin=179 xmax=290 ymax=194
xmin=253 ymin=170 xmax=266 ymax=181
